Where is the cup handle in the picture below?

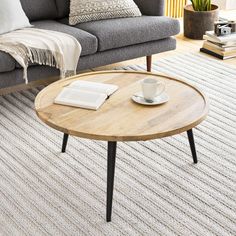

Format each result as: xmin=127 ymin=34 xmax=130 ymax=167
xmin=156 ymin=82 xmax=165 ymax=96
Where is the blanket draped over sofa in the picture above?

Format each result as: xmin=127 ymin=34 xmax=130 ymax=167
xmin=0 ymin=28 xmax=81 ymax=83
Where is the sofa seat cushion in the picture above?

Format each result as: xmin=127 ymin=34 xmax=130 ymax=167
xmin=76 ymin=16 xmax=180 ymax=52
xmin=55 ymin=0 xmax=70 ymax=19
xmin=0 ymin=52 xmax=16 ymax=73
xmin=32 ymin=21 xmax=98 ymax=56
xmin=13 ymin=20 xmax=98 ymax=70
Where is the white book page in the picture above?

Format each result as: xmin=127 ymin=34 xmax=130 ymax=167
xmin=68 ymin=81 xmax=118 ymax=96
xmin=54 ymin=88 xmax=107 ymax=110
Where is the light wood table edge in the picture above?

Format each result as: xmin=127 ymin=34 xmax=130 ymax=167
xmin=35 ymin=70 xmax=209 ymax=142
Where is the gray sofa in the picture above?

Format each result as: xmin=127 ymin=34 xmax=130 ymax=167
xmin=0 ymin=0 xmax=180 ymax=89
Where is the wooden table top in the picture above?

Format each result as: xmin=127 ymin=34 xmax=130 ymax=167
xmin=35 ymin=71 xmax=209 ymax=142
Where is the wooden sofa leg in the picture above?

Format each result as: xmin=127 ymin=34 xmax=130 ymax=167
xmin=146 ymin=55 xmax=152 ymax=72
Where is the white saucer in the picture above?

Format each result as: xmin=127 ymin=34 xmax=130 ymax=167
xmin=132 ymin=92 xmax=169 ymax=106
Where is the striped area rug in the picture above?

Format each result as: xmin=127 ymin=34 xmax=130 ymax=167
xmin=0 ymin=53 xmax=236 ymax=236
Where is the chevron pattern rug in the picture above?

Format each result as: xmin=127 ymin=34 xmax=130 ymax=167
xmin=0 ymin=53 xmax=236 ymax=236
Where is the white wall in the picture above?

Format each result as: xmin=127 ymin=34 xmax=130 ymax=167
xmin=226 ymin=0 xmax=236 ymax=9
xmin=211 ymin=0 xmax=236 ymax=10
xmin=187 ymin=0 xmax=236 ymax=10
xmin=212 ymin=0 xmax=227 ymax=9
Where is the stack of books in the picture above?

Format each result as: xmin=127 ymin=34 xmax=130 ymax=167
xmin=201 ymin=31 xmax=236 ymax=60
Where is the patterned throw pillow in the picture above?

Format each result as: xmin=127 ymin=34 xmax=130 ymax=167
xmin=69 ymin=0 xmax=142 ymax=25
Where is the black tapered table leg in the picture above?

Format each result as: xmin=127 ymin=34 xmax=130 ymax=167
xmin=61 ymin=133 xmax=69 ymax=153
xmin=106 ymin=141 xmax=117 ymax=222
xmin=187 ymin=129 xmax=198 ymax=164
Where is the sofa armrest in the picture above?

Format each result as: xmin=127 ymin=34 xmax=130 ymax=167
xmin=134 ymin=0 xmax=165 ymax=16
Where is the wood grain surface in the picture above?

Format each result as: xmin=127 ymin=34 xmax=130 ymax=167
xmin=35 ymin=70 xmax=209 ymax=141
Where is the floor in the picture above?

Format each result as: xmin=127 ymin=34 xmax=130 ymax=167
xmin=0 ymin=16 xmax=235 ymax=95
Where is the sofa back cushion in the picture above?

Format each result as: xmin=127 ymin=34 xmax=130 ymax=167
xmin=54 ymin=0 xmax=160 ymax=20
xmin=20 ymin=0 xmax=58 ymax=21
xmin=133 ymin=0 xmax=165 ymax=16
xmin=55 ymin=0 xmax=70 ymax=19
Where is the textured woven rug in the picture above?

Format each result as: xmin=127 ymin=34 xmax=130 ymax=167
xmin=0 ymin=53 xmax=236 ymax=236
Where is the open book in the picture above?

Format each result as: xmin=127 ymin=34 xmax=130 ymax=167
xmin=54 ymin=81 xmax=118 ymax=110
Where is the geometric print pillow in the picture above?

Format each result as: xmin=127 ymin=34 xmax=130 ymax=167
xmin=69 ymin=0 xmax=142 ymax=25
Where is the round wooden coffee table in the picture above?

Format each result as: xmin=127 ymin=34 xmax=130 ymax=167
xmin=35 ymin=71 xmax=209 ymax=222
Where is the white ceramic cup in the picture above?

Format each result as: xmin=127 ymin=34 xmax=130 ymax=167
xmin=141 ymin=78 xmax=165 ymax=101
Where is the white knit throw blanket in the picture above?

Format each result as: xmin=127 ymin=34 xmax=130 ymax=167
xmin=0 ymin=28 xmax=81 ymax=83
